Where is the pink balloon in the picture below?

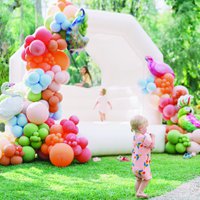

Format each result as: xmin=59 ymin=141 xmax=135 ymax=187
xmin=21 ymin=49 xmax=26 ymax=61
xmin=64 ymin=72 xmax=70 ymax=84
xmin=48 ymin=81 xmax=61 ymax=92
xmin=55 ymin=71 xmax=66 ymax=84
xmin=65 ymin=133 xmax=77 ymax=141
xmin=29 ymin=40 xmax=46 ymax=56
xmin=63 ymin=5 xmax=78 ymax=19
xmin=25 ymin=35 xmax=35 ymax=45
xmin=78 ymin=137 xmax=88 ymax=149
xmin=45 ymin=118 xmax=55 ymax=127
xmin=171 ymin=114 xmax=178 ymax=123
xmin=26 ymin=102 xmax=49 ymax=125
xmin=52 ymin=65 xmax=61 ymax=73
xmin=69 ymin=115 xmax=79 ymax=125
xmin=35 ymin=27 xmax=52 ymax=44
xmin=25 ymin=46 xmax=33 ymax=56
xmin=72 ymin=145 xmax=82 ymax=156
xmin=163 ymin=105 xmax=177 ymax=118
xmin=75 ymin=148 xmax=91 ymax=163
xmin=39 ymin=100 xmax=49 ymax=109
xmin=63 ymin=121 xmax=77 ymax=134
xmin=46 ymin=71 xmax=54 ymax=79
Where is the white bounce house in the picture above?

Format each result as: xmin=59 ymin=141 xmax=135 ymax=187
xmin=9 ymin=10 xmax=166 ymax=155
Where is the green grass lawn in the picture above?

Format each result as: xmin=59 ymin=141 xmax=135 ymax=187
xmin=0 ymin=154 xmax=199 ymax=200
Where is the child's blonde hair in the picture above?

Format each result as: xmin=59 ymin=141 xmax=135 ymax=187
xmin=101 ymin=88 xmax=106 ymax=95
xmin=130 ymin=115 xmax=148 ymax=132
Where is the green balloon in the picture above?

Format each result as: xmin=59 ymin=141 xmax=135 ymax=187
xmin=22 ymin=146 xmax=35 ymax=162
xmin=38 ymin=128 xmax=49 ymax=140
xmin=167 ymin=130 xmax=181 ymax=144
xmin=44 ymin=15 xmax=54 ymax=30
xmin=31 ymin=141 xmax=42 ymax=149
xmin=18 ymin=136 xmax=30 ymax=146
xmin=28 ymin=91 xmax=41 ymax=102
xmin=24 ymin=123 xmax=38 ymax=137
xmin=175 ymin=143 xmax=186 ymax=153
xmin=165 ymin=142 xmax=176 ymax=154
xmin=39 ymin=123 xmax=49 ymax=131
xmin=33 ymin=132 xmax=39 ymax=137
xmin=30 ymin=136 xmax=41 ymax=142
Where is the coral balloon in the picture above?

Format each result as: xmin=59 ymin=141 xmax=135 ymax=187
xmin=52 ymin=51 xmax=70 ymax=70
xmin=11 ymin=156 xmax=23 ymax=165
xmin=26 ymin=102 xmax=49 ymax=125
xmin=48 ymin=40 xmax=58 ymax=52
xmin=50 ymin=124 xmax=63 ymax=135
xmin=57 ymin=39 xmax=67 ymax=50
xmin=42 ymin=89 xmax=54 ymax=101
xmin=49 ymin=143 xmax=74 ymax=167
xmin=4 ymin=144 xmax=16 ymax=157
xmin=0 ymin=156 xmax=10 ymax=166
xmin=75 ymin=148 xmax=91 ymax=163
xmin=0 ymin=137 xmax=10 ymax=151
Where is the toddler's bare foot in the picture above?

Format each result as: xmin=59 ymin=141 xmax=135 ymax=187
xmin=136 ymin=192 xmax=149 ymax=199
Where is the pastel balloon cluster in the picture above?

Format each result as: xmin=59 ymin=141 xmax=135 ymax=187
xmin=21 ymin=27 xmax=70 ymax=71
xmin=139 ymin=75 xmax=156 ymax=94
xmin=9 ymin=114 xmax=28 ymax=138
xmin=25 ymin=69 xmax=52 ymax=94
xmin=50 ymin=12 xmax=71 ymax=32
xmin=0 ymin=144 xmax=24 ymax=166
xmin=0 ymin=0 xmax=91 ymax=168
xmin=39 ymin=115 xmax=91 ymax=166
xmin=45 ymin=0 xmax=88 ymax=52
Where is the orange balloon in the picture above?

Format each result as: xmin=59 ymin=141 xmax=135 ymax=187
xmin=49 ymin=96 xmax=59 ymax=106
xmin=54 ymin=92 xmax=63 ymax=102
xmin=53 ymin=51 xmax=70 ymax=70
xmin=33 ymin=56 xmax=43 ymax=64
xmin=164 ymin=73 xmax=174 ymax=84
xmin=38 ymin=63 xmax=51 ymax=71
xmin=52 ymin=33 xmax=62 ymax=41
xmin=0 ymin=156 xmax=10 ymax=166
xmin=45 ymin=135 xmax=54 ymax=146
xmin=155 ymin=78 xmax=162 ymax=87
xmin=57 ymin=39 xmax=67 ymax=50
xmin=10 ymin=156 xmax=23 ymax=165
xmin=42 ymin=89 xmax=54 ymax=101
xmin=41 ymin=143 xmax=49 ymax=155
xmin=49 ymin=143 xmax=74 ymax=167
xmin=57 ymin=2 xmax=66 ymax=11
xmin=48 ymin=40 xmax=58 ymax=52
xmin=49 ymin=105 xmax=59 ymax=113
xmin=4 ymin=144 xmax=16 ymax=157
xmin=50 ymin=124 xmax=63 ymax=135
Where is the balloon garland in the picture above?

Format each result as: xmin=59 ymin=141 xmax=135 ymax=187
xmin=0 ymin=0 xmax=91 ymax=167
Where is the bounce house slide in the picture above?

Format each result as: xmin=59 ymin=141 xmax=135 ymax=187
xmin=9 ymin=10 xmax=166 ymax=155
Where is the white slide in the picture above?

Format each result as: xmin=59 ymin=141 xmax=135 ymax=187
xmin=9 ymin=10 xmax=166 ymax=155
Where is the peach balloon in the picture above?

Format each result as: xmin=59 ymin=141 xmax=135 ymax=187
xmin=22 ymin=100 xmax=32 ymax=114
xmin=0 ymin=156 xmax=10 ymax=166
xmin=63 ymin=5 xmax=78 ymax=19
xmin=50 ymin=124 xmax=63 ymax=135
xmin=52 ymin=65 xmax=61 ymax=73
xmin=0 ymin=137 xmax=10 ymax=151
xmin=47 ymin=5 xmax=60 ymax=16
xmin=46 ymin=71 xmax=55 ymax=79
xmin=26 ymin=102 xmax=49 ymax=125
xmin=0 ymin=149 xmax=2 ymax=159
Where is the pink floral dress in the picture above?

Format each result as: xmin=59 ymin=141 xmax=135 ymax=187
xmin=132 ymin=133 xmax=153 ymax=180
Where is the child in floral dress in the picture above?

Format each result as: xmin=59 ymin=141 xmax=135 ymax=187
xmin=130 ymin=115 xmax=155 ymax=199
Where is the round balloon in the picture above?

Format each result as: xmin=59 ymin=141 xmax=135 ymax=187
xmin=26 ymin=102 xmax=49 ymax=125
xmin=49 ymin=143 xmax=74 ymax=167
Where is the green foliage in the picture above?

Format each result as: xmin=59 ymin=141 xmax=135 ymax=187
xmin=0 ymin=0 xmax=43 ymax=93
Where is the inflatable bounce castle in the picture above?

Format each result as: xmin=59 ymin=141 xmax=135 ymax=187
xmin=3 ymin=0 xmax=199 ymax=168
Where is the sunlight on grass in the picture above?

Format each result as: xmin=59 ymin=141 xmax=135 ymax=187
xmin=0 ymin=154 xmax=199 ymax=200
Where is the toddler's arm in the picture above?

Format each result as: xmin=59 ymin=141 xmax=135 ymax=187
xmin=93 ymin=101 xmax=99 ymax=110
xmin=149 ymin=133 xmax=155 ymax=149
xmin=107 ymin=101 xmax=112 ymax=109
